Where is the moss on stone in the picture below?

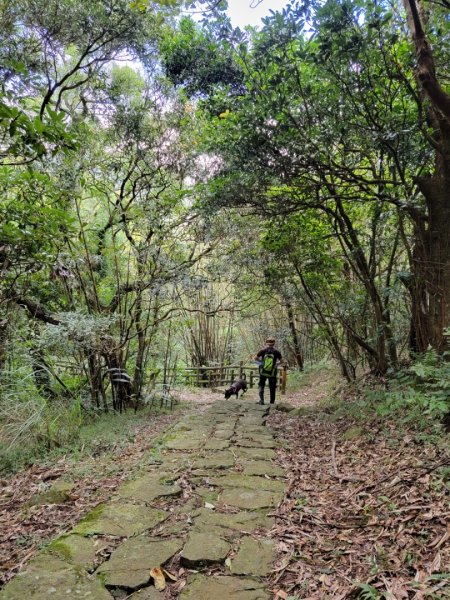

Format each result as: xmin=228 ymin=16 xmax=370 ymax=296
xmin=47 ymin=539 xmax=74 ymax=561
xmin=73 ymin=503 xmax=105 ymax=534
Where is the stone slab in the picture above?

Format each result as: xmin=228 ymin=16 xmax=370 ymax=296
xmin=239 ymin=418 xmax=267 ymax=426
xmin=193 ymin=509 xmax=274 ymax=532
xmin=180 ymin=574 xmax=270 ymax=599
xmin=158 ymin=453 xmax=192 ymax=470
xmin=230 ymin=536 xmax=276 ymax=576
xmin=234 ymin=437 xmax=276 ymax=449
xmin=47 ymin=534 xmax=98 ymax=568
xmin=236 ymin=426 xmax=274 ymax=435
xmin=220 ymin=487 xmax=283 ymax=510
xmin=165 ymin=438 xmax=205 ymax=450
xmin=215 ymin=430 xmax=234 ymax=440
xmin=129 ymin=587 xmax=163 ymax=600
xmin=0 ymin=555 xmax=112 ymax=600
xmin=97 ymin=536 xmax=182 ymax=589
xmin=118 ymin=474 xmax=182 ymax=503
xmin=73 ymin=502 xmax=167 ymax=537
xmin=204 ymin=439 xmax=230 ymax=450
xmin=209 ymin=474 xmax=285 ymax=493
xmin=128 ymin=585 xmax=164 ymax=600
xmin=193 ymin=486 xmax=220 ymax=502
xmin=181 ymin=532 xmax=231 ymax=567
xmin=191 ymin=452 xmax=235 ymax=470
xmin=235 ymin=447 xmax=277 ymax=461
xmin=241 ymin=461 xmax=285 ymax=477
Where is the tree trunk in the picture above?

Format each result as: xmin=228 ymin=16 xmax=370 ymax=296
xmin=403 ymin=0 xmax=450 ymax=352
xmin=285 ymin=301 xmax=304 ymax=370
xmin=415 ymin=167 xmax=450 ymax=351
xmin=0 ymin=318 xmax=9 ymax=375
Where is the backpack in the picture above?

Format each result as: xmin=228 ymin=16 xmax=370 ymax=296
xmin=260 ymin=349 xmax=277 ymax=377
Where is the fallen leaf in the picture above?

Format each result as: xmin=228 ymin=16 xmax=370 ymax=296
xmin=149 ymin=567 xmax=166 ymax=591
xmin=205 ymin=502 xmax=215 ymax=509
xmin=274 ymin=590 xmax=288 ymax=599
xmin=428 ymin=552 xmax=441 ymax=574
xmin=162 ymin=567 xmax=177 ymax=582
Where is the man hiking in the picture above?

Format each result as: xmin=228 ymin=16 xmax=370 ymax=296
xmin=254 ymin=337 xmax=282 ymax=405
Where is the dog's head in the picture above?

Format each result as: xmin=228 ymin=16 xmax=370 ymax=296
xmin=224 ymin=388 xmax=233 ymax=399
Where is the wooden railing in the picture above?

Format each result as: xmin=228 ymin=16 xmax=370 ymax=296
xmin=182 ymin=363 xmax=287 ymax=395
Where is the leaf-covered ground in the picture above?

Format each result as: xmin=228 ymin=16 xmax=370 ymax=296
xmin=0 ymin=409 xmax=189 ymax=586
xmin=1 ymin=380 xmax=449 ymax=599
xmin=267 ymin=383 xmax=450 ymax=599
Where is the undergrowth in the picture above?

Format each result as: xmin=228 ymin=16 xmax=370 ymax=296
xmin=0 ymin=369 xmax=181 ymax=475
xmin=326 ymin=349 xmax=450 ymax=437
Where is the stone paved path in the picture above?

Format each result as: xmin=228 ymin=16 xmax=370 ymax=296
xmin=0 ymin=400 xmax=285 ymax=599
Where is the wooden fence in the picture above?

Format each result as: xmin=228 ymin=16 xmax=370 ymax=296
xmin=182 ymin=363 xmax=287 ymax=395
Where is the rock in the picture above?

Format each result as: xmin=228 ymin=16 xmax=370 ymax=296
xmin=0 ymin=555 xmax=112 ymax=600
xmin=118 ymin=473 xmax=182 ymax=502
xmin=192 ymin=486 xmax=220 ymax=503
xmin=234 ymin=437 xmax=276 ymax=449
xmin=191 ymin=451 xmax=235 ymax=470
xmin=240 ymin=461 xmax=285 ymax=478
xmin=47 ymin=534 xmax=98 ymax=568
xmin=230 ymin=537 xmax=276 ymax=576
xmin=192 ymin=509 xmax=274 ymax=532
xmin=128 ymin=588 xmax=164 ymax=600
xmin=234 ymin=447 xmax=277 ymax=461
xmin=239 ymin=418 xmax=267 ymax=427
xmin=209 ymin=474 xmax=285 ymax=493
xmin=158 ymin=453 xmax=192 ymax=471
xmin=165 ymin=437 xmax=205 ymax=450
xmin=96 ymin=536 xmax=182 ymax=589
xmin=274 ymin=402 xmax=295 ymax=412
xmin=180 ymin=574 xmax=270 ymax=599
xmin=25 ymin=481 xmax=75 ymax=507
xmin=214 ymin=430 xmax=234 ymax=440
xmin=181 ymin=532 xmax=231 ymax=567
xmin=73 ymin=502 xmax=167 ymax=537
xmin=220 ymin=487 xmax=283 ymax=510
xmin=204 ymin=439 xmax=230 ymax=450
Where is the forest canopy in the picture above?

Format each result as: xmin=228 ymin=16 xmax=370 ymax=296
xmin=1 ymin=0 xmax=450 ymax=457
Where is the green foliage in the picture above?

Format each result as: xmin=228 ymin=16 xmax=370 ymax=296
xmin=378 ymin=350 xmax=450 ymax=421
xmin=160 ymin=16 xmax=244 ymax=97
xmin=0 ymin=366 xmax=84 ymax=473
xmin=356 ymin=583 xmax=382 ymax=600
xmin=330 ymin=350 xmax=450 ymax=430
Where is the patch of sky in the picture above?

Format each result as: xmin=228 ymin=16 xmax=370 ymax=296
xmin=189 ymin=0 xmax=289 ymax=30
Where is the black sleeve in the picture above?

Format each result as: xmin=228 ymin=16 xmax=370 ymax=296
xmin=276 ymin=350 xmax=282 ymax=360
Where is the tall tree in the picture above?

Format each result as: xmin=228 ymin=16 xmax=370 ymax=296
xmin=401 ymin=0 xmax=450 ymax=351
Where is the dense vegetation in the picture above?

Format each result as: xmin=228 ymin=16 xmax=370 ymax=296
xmin=1 ymin=0 xmax=450 ymax=471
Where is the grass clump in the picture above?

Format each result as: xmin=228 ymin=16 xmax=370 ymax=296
xmin=0 ymin=381 xmax=180 ymax=476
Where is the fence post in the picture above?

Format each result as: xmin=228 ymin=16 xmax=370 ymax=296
xmin=281 ymin=365 xmax=287 ymax=395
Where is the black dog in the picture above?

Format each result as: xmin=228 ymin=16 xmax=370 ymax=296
xmin=224 ymin=374 xmax=247 ymax=399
